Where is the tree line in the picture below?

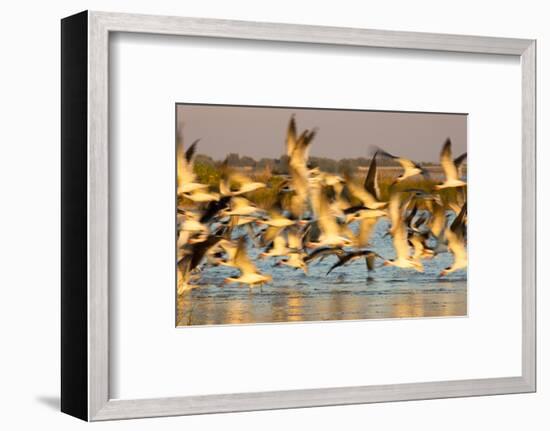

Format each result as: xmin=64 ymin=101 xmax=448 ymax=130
xmin=195 ymin=153 xmax=440 ymax=174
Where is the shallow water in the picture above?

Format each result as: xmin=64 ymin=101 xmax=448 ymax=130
xmin=177 ymin=218 xmax=466 ymax=326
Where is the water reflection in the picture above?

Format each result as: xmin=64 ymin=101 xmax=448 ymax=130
xmin=177 ymin=280 xmax=466 ymax=326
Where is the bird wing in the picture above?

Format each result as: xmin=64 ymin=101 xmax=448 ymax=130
xmin=388 ymin=191 xmax=402 ymax=231
xmin=446 ymin=228 xmax=467 ymax=265
xmin=289 ymin=162 xmax=308 ymax=189
xmin=365 ymin=252 xmax=378 ymax=271
xmin=378 ymin=148 xmax=397 ymax=160
xmin=303 ymin=220 xmax=321 ymax=244
xmin=404 ymin=201 xmax=418 ymax=229
xmin=184 ymin=140 xmax=198 ymax=164
xmin=364 ymin=151 xmax=380 ymax=200
xmin=286 ymin=116 xmax=297 ymax=158
xmin=177 ymin=139 xmax=199 ymax=192
xmin=229 ymin=171 xmax=253 ymax=187
xmin=347 ymin=180 xmax=379 ymax=208
xmin=409 ymin=235 xmax=424 ymax=260
xmin=429 ymin=202 xmax=446 ymax=237
xmin=397 ymin=157 xmax=417 ymax=171
xmin=189 ymin=236 xmax=222 ymax=271
xmin=392 ymin=222 xmax=410 ymax=261
xmin=301 ymin=129 xmax=316 ymax=159
xmin=440 ymin=138 xmax=459 ymax=182
xmin=287 ymin=227 xmax=303 ymax=250
xmin=454 ymin=152 xmax=467 ymax=169
xmin=289 ymin=129 xmax=314 ymax=172
xmin=262 ymin=225 xmax=284 ymax=244
xmin=219 ymin=178 xmax=232 ymax=196
xmin=219 ymin=240 xmax=238 ymax=264
xmin=412 ymin=212 xmax=428 ymax=231
xmin=230 ymin=196 xmax=247 ymax=211
xmin=306 ymin=246 xmax=341 ymax=262
xmin=287 ymin=126 xmax=313 ymax=218
xmin=450 ymin=202 xmax=467 ymax=240
xmin=272 ymin=234 xmax=287 ymax=253
xmin=231 ymin=196 xmax=258 ymax=214
xmin=200 ymin=196 xmax=231 ymax=223
xmin=387 ymin=191 xmax=410 ymax=259
xmin=326 ymin=253 xmax=351 ymax=275
xmin=234 ymin=238 xmax=258 ymax=275
xmin=317 ymin=191 xmax=340 ymax=238
xmin=326 ymin=259 xmax=343 ymax=275
xmin=357 ymin=218 xmax=377 ymax=247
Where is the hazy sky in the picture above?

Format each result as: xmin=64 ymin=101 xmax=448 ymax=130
xmin=176 ymin=104 xmax=467 ymax=163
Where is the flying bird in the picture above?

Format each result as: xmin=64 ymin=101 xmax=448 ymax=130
xmin=434 ymin=138 xmax=467 ymax=190
xmin=307 ymin=189 xmax=352 ymax=247
xmin=378 ymin=148 xmax=429 ymax=184
xmin=440 ymin=203 xmax=468 ymax=276
xmin=383 ymin=192 xmax=424 ymax=272
xmin=327 ymin=250 xmax=384 ymax=275
xmin=260 ymin=234 xmax=290 ymax=258
xmin=274 ymin=226 xmax=309 ymax=273
xmin=304 ymin=246 xmax=345 ymax=264
xmin=286 ymin=116 xmax=317 ymax=217
xmin=220 ymin=169 xmax=266 ymax=196
xmin=223 ymin=238 xmax=273 ymax=287
xmin=177 ymin=139 xmax=208 ymax=195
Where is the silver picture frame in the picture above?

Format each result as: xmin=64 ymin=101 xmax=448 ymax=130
xmin=61 ymin=10 xmax=536 ymax=421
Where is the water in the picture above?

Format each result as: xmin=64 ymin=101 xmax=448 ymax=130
xmin=177 ymin=218 xmax=466 ymax=326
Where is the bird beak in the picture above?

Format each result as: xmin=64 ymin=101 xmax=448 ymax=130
xmin=383 ymin=261 xmax=390 ymax=266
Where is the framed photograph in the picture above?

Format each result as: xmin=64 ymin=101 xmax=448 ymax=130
xmin=61 ymin=11 xmax=536 ymax=421
xmin=175 ymin=104 xmax=469 ymax=326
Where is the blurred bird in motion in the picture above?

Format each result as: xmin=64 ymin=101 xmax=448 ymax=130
xmin=176 ymin=116 xmax=467 ymax=292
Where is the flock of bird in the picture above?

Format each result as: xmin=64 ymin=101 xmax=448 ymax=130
xmin=176 ymin=116 xmax=467 ymax=294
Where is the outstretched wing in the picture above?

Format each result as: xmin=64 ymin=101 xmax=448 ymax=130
xmin=233 ymin=237 xmax=258 ymax=275
xmin=177 ymin=138 xmax=200 ymax=192
xmin=364 ymin=151 xmax=380 ymax=200
xmin=184 ymin=139 xmax=199 ymax=164
xmin=450 ymin=202 xmax=467 ymax=240
xmin=286 ymin=115 xmax=297 ymax=157
xmin=440 ymin=138 xmax=459 ymax=182
xmin=454 ymin=152 xmax=467 ymax=168
xmin=326 ymin=254 xmax=348 ymax=275
xmin=347 ymin=180 xmax=379 ymax=209
xmin=317 ymin=190 xmax=341 ymax=238
xmin=287 ymin=227 xmax=303 ymax=251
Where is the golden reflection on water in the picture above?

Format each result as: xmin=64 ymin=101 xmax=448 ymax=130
xmin=177 ymin=280 xmax=466 ymax=326
xmin=286 ymin=295 xmax=304 ymax=322
xmin=225 ymin=299 xmax=246 ymax=324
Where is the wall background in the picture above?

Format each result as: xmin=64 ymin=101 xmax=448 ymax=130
xmin=0 ymin=0 xmax=546 ymax=429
